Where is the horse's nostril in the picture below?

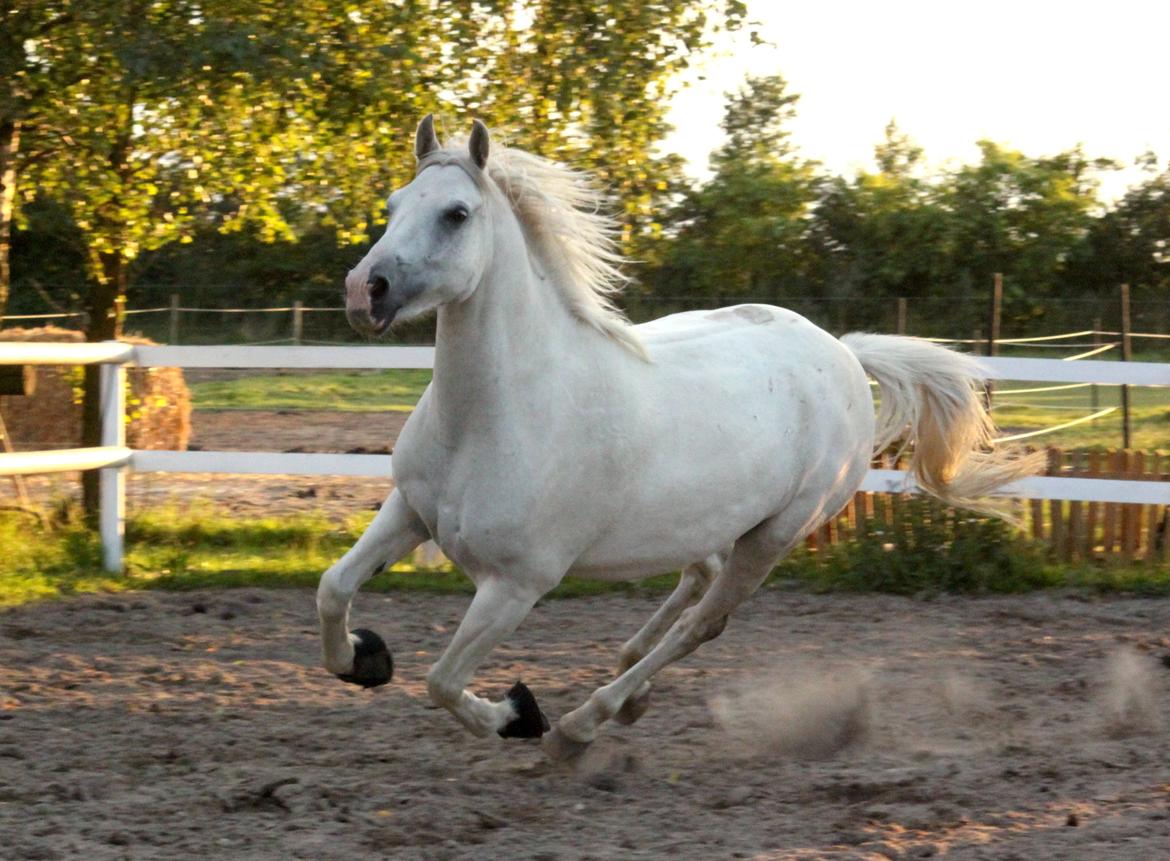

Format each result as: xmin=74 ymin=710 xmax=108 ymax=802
xmin=369 ymin=275 xmax=390 ymax=301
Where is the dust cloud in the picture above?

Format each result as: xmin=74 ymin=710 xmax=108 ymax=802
xmin=1099 ymin=648 xmax=1164 ymax=737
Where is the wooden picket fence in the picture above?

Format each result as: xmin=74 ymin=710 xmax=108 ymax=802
xmin=808 ymin=447 xmax=1170 ymax=564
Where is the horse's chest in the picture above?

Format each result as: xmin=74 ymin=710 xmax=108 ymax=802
xmin=426 ymin=491 xmax=543 ymax=574
xmin=395 ymin=443 xmax=540 ymax=572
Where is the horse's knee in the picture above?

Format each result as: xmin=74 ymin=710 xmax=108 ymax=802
xmin=317 ymin=562 xmax=379 ymax=619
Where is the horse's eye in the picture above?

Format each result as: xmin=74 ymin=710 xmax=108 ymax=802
xmin=444 ymin=205 xmax=469 ymax=225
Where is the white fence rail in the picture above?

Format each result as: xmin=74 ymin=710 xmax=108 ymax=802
xmin=2 ymin=342 xmax=1169 ymax=572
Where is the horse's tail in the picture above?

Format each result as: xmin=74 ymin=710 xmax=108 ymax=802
xmin=840 ymin=332 xmax=1044 ymax=515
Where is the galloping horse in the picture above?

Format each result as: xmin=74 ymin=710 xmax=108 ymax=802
xmin=316 ymin=116 xmax=1039 ymax=758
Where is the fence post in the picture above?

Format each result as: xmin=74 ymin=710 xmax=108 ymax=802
xmin=169 ymin=294 xmax=181 ymax=344
xmin=1120 ymin=284 xmax=1132 ymax=449
xmin=292 ymin=301 xmax=304 ymax=345
xmin=896 ymin=297 xmax=907 ymax=335
xmin=99 ymin=356 xmax=126 ymax=573
xmin=983 ymin=273 xmax=1002 ymax=408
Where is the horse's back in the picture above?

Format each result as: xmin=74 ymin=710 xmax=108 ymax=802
xmin=634 ymin=304 xmax=869 ymax=416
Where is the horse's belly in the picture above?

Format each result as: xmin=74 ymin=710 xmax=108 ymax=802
xmin=567 ymin=449 xmax=796 ymax=580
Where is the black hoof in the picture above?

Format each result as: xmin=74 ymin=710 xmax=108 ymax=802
xmin=336 ymin=628 xmax=393 ymax=688
xmin=498 ymin=681 xmax=550 ymax=739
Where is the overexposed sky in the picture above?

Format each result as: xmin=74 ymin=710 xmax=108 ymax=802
xmin=663 ymin=0 xmax=1170 ymax=201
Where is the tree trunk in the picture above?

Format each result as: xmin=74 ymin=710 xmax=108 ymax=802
xmin=80 ymin=251 xmax=126 ymax=520
xmin=0 ymin=119 xmax=19 ymax=325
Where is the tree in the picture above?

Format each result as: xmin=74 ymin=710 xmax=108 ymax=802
xmin=809 ymin=121 xmax=947 ymax=324
xmin=934 ymin=141 xmax=1112 ymax=325
xmin=647 ymin=74 xmax=820 ymax=302
xmin=14 ymin=1 xmax=301 ymax=514
xmin=1071 ymin=153 xmax=1170 ymax=298
xmin=436 ymin=1 xmax=747 ymax=248
xmin=0 ymin=0 xmax=112 ymax=323
xmin=9 ymin=0 xmax=749 ymax=516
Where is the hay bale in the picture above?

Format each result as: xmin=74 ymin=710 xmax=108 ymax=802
xmin=0 ymin=326 xmax=191 ymax=451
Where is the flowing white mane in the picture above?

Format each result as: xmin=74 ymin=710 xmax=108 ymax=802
xmin=430 ymin=139 xmax=647 ymax=359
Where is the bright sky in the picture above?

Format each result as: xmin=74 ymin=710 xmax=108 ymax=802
xmin=663 ymin=0 xmax=1170 ymax=202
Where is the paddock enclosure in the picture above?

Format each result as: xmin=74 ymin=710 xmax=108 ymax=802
xmin=2 ymin=587 xmax=1168 ymax=860
xmin=2 ymin=337 xmax=1169 ymax=859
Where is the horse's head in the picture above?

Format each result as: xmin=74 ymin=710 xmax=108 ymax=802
xmin=345 ymin=115 xmax=494 ymax=336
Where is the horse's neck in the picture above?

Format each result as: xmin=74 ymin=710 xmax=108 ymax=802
xmin=431 ymin=233 xmax=590 ymax=436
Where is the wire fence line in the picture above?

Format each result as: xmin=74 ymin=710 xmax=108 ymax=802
xmin=7 ymin=303 xmax=1170 ymax=344
xmin=2 ymin=273 xmax=1163 ymax=459
xmin=5 ymin=299 xmax=1166 ymax=448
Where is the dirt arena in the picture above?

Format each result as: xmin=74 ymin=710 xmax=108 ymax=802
xmin=5 ymin=408 xmax=1170 ymax=858
xmin=3 ymin=587 xmax=1169 ymax=860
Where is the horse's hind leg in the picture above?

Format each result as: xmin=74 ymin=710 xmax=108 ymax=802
xmin=612 ymin=552 xmax=725 ymax=725
xmin=547 ymin=520 xmax=804 ymax=758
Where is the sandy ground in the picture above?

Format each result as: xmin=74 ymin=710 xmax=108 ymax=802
xmin=2 ymin=588 xmax=1169 ymax=860
xmin=5 ymin=408 xmax=1170 ymax=858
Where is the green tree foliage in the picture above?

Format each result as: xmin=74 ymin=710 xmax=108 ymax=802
xmin=5 ymin=0 xmax=747 ymax=517
xmin=475 ymin=1 xmax=746 ymax=244
xmin=935 ymin=141 xmax=1114 ymax=324
xmin=810 ymin=121 xmax=946 ymax=306
xmin=1070 ymin=153 xmax=1170 ymax=303
xmin=10 ymin=1 xmax=749 ymax=322
xmin=0 ymin=0 xmax=112 ymax=323
xmin=7 ymin=5 xmax=1166 ymax=349
xmin=645 ymin=75 xmax=820 ymax=301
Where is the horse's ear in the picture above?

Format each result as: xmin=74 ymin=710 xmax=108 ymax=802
xmin=469 ymin=119 xmax=490 ymax=169
xmin=415 ymin=114 xmax=440 ymax=161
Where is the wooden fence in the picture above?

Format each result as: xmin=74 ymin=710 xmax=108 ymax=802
xmin=812 ymin=447 xmax=1170 ymax=564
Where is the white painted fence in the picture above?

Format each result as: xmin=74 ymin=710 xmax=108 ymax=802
xmin=2 ymin=341 xmax=1169 ymax=572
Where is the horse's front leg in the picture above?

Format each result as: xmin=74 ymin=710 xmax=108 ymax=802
xmin=426 ymin=576 xmax=550 ymax=739
xmin=317 ymin=489 xmax=428 ymax=685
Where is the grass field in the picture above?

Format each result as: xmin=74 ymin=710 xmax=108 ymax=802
xmin=190 ymin=365 xmax=1170 ymax=450
xmin=0 ymin=508 xmax=680 ymax=606
xmin=4 ymin=505 xmax=1166 ymax=608
xmin=991 ymin=382 xmax=1170 ymax=450
xmin=191 ymin=369 xmax=432 ymax=412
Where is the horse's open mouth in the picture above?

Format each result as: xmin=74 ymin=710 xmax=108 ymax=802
xmin=347 ymin=306 xmax=397 ymax=337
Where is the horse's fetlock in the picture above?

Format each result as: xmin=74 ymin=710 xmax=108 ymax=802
xmin=589 ymin=685 xmax=624 ymax=722
xmin=316 ymin=573 xmax=352 ymax=621
xmin=426 ymin=670 xmax=461 ymax=708
xmin=617 ymin=643 xmax=642 ymax=674
xmin=704 ymin=613 xmax=730 ymax=642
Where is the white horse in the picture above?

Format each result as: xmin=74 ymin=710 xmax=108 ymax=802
xmin=317 ymin=116 xmax=1039 ymax=758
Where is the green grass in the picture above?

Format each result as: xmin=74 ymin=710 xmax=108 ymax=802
xmin=990 ymin=381 xmax=1170 ymax=450
xmin=3 ymin=506 xmax=1167 ymax=608
xmin=190 ymin=369 xmax=431 ymax=412
xmin=0 ymin=507 xmax=679 ymax=607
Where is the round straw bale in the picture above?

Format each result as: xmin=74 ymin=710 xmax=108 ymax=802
xmin=0 ymin=326 xmax=191 ymax=451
